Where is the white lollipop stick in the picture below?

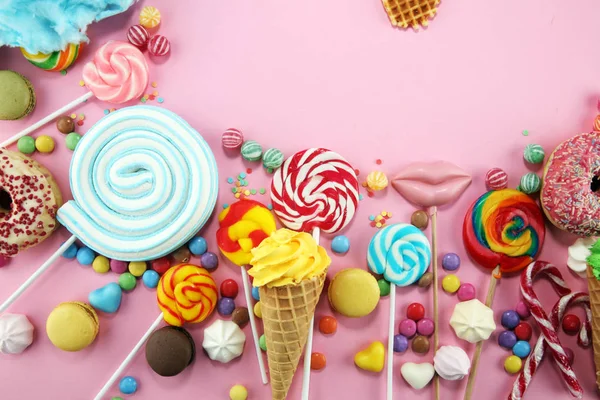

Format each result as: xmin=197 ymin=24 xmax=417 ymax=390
xmin=241 ymin=266 xmax=269 ymax=384
xmin=94 ymin=313 xmax=163 ymax=400
xmin=301 ymin=227 xmax=320 ymax=400
xmin=0 ymin=235 xmax=76 ymax=313
xmin=0 ymin=92 xmax=94 ymax=148
xmin=387 ymin=283 xmax=396 ymax=400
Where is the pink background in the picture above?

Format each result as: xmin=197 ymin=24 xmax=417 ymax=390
xmin=0 ymin=1 xmax=598 ymax=399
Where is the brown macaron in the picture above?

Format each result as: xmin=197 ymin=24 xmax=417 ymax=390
xmin=145 ymin=326 xmax=195 ymax=377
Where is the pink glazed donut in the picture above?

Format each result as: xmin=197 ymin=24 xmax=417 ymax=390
xmin=541 ymin=132 xmax=600 ymax=236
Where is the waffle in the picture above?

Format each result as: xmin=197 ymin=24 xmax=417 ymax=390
xmin=382 ymin=0 xmax=441 ymax=29
xmin=587 ymin=265 xmax=600 ymax=390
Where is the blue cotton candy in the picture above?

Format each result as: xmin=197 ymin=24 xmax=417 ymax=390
xmin=0 ymin=0 xmax=137 ymax=54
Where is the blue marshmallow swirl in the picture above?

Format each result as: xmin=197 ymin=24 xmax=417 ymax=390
xmin=57 ymin=106 xmax=218 ymax=261
xmin=367 ymin=223 xmax=431 ymax=286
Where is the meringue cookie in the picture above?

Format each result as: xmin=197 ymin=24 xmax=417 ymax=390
xmin=202 ymin=319 xmax=245 ymax=363
xmin=568 ymin=237 xmax=596 ymax=274
xmin=449 ymin=299 xmax=496 ymax=343
xmin=0 ymin=314 xmax=34 ymax=354
xmin=433 ymin=345 xmax=471 ymax=380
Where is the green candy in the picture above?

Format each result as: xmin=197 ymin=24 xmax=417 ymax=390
xmin=588 ymin=240 xmax=600 ymax=280
xmin=519 ymin=173 xmax=541 ymax=194
xmin=65 ymin=132 xmax=82 ymax=151
xmin=118 ymin=272 xmax=137 ymax=291
xmin=111 ymin=398 xmax=124 ymax=400
xmin=241 ymin=140 xmax=262 ymax=162
xmin=262 ymin=148 xmax=284 ymax=170
xmin=17 ymin=136 xmax=35 ymax=154
xmin=523 ymin=144 xmax=545 ymax=164
xmin=377 ymin=279 xmax=391 ymax=296
xmin=259 ymin=334 xmax=267 ymax=351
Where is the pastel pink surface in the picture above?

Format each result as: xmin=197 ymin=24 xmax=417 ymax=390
xmin=0 ymin=1 xmax=598 ymax=399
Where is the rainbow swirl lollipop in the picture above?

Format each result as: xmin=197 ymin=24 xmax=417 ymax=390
xmin=463 ymin=189 xmax=545 ymax=274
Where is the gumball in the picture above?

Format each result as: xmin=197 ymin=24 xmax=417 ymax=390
xmin=62 ymin=242 xmax=79 ymax=259
xmin=442 ymin=253 xmax=460 ymax=271
xmin=56 ymin=115 xmax=74 ymax=134
xmin=110 ymin=259 xmax=128 ymax=274
xmin=393 ymin=334 xmax=408 ymax=353
xmin=310 ymin=352 xmax=327 ymax=370
xmin=514 ymin=322 xmax=532 ymax=341
xmin=331 ymin=235 xmax=350 ymax=254
xmin=217 ymin=297 xmax=235 ymax=316
xmin=188 ymin=236 xmax=207 ymax=255
xmin=416 ymin=318 xmax=434 ymax=337
xmin=442 ymin=274 xmax=460 ymax=293
xmin=407 ymin=303 xmax=425 ymax=321
xmin=151 ymin=257 xmax=171 ymax=275
xmin=562 ymin=314 xmax=581 ymax=335
xmin=412 ymin=335 xmax=430 ymax=354
xmin=119 ymin=376 xmax=138 ymax=395
xmin=457 ymin=283 xmax=476 ymax=301
xmin=251 ymin=286 xmax=260 ymax=301
xmin=319 ymin=316 xmax=338 ymax=335
xmin=35 ymin=135 xmax=55 ymax=153
xmin=148 ymin=35 xmax=170 ymax=56
xmin=254 ymin=302 xmax=262 ymax=318
xmin=92 ymin=256 xmax=110 ymax=273
xmin=128 ymin=261 xmax=147 ymax=277
xmin=127 ymin=25 xmax=149 ymax=48
xmin=142 ymin=270 xmax=160 ymax=288
xmin=411 ymin=210 xmax=429 ymax=230
xmin=399 ymin=319 xmax=417 ymax=338
xmin=498 ymin=330 xmax=517 ymax=349
xmin=378 ymin=279 xmax=391 ymax=296
xmin=515 ymin=300 xmax=530 ymax=319
xmin=485 ymin=168 xmax=508 ymax=190
xmin=76 ymin=246 xmax=95 ymax=265
xmin=501 ymin=310 xmax=520 ymax=329
xmin=220 ymin=279 xmax=239 ymax=298
xmin=259 ymin=334 xmax=266 ymax=351
xmin=222 ymin=128 xmax=244 ymax=150
xmin=512 ymin=341 xmax=531 ymax=358
xmin=504 ymin=355 xmax=522 ymax=374
xmin=119 ymin=273 xmax=137 ymax=291
xmin=201 ymin=252 xmax=219 ymax=270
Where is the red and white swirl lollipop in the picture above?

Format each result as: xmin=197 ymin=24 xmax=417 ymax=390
xmin=2 ymin=41 xmax=149 ymax=147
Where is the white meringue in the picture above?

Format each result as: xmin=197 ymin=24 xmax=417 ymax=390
xmin=0 ymin=314 xmax=34 ymax=354
xmin=202 ymin=319 xmax=245 ymax=363
xmin=449 ymin=299 xmax=496 ymax=343
xmin=433 ymin=345 xmax=471 ymax=380
xmin=567 ymin=237 xmax=596 ymax=274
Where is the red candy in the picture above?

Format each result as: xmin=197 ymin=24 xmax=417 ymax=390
xmin=220 ymin=279 xmax=239 ymax=299
xmin=407 ymin=303 xmax=425 ymax=321
xmin=319 ymin=316 xmax=338 ymax=335
xmin=485 ymin=168 xmax=508 ymax=190
xmin=148 ymin=35 xmax=170 ymax=56
xmin=127 ymin=25 xmax=150 ymax=48
xmin=514 ymin=322 xmax=532 ymax=341
xmin=151 ymin=256 xmax=171 ymax=275
xmin=562 ymin=314 xmax=581 ymax=335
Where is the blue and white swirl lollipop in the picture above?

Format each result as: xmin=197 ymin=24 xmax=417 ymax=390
xmin=57 ymin=106 xmax=218 ymax=261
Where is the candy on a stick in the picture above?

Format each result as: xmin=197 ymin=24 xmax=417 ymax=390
xmin=1 ymin=41 xmax=149 ymax=148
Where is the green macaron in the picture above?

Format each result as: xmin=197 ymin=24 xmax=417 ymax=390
xmin=0 ymin=70 xmax=36 ymax=120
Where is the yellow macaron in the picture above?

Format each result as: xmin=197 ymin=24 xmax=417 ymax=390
xmin=46 ymin=302 xmax=99 ymax=351
xmin=328 ymin=268 xmax=380 ymax=318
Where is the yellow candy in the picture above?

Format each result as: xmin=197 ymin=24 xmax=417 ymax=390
xmin=354 ymin=341 xmax=385 ymax=372
xmin=442 ymin=274 xmax=460 ymax=293
xmin=504 ymin=355 xmax=522 ymax=374
xmin=35 ymin=135 xmax=55 ymax=153
xmin=140 ymin=6 xmax=161 ymax=29
xmin=254 ymin=301 xmax=262 ymax=319
xmin=366 ymin=171 xmax=389 ymax=191
xmin=229 ymin=384 xmax=248 ymax=400
xmin=92 ymin=256 xmax=110 ymax=274
xmin=128 ymin=261 xmax=147 ymax=277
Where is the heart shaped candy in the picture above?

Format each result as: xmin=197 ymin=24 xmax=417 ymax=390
xmin=354 ymin=341 xmax=385 ymax=372
xmin=401 ymin=362 xmax=435 ymax=390
xmin=89 ymin=282 xmax=122 ymax=313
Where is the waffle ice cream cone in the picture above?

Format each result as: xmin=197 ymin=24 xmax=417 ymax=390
xmin=260 ymin=273 xmax=326 ymax=400
xmin=586 ymin=265 xmax=600 ymax=390
xmin=382 ymin=0 xmax=440 ymax=29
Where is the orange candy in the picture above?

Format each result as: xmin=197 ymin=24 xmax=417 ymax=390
xmin=311 ymin=352 xmax=327 ymax=370
xmin=319 ymin=316 xmax=338 ymax=335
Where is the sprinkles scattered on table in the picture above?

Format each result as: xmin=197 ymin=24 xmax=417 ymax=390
xmin=368 ymin=211 xmax=392 ymax=228
xmin=226 ymin=171 xmax=268 ymax=200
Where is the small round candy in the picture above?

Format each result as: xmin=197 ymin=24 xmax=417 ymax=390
xmin=259 ymin=334 xmax=267 ymax=351
xmin=319 ymin=316 xmax=338 ymax=335
xmin=222 ymin=128 xmax=244 ymax=150
xmin=393 ymin=334 xmax=409 ymax=353
xmin=119 ymin=273 xmax=137 ymax=291
xmin=399 ymin=319 xmax=417 ymax=338
xmin=331 ymin=235 xmax=350 ymax=254
xmin=201 ymin=252 xmax=219 ymax=270
xmin=128 ymin=261 xmax=147 ymax=277
xmin=263 ymin=148 xmax=284 ymax=170
xmin=562 ymin=314 xmax=581 ymax=335
xmin=565 ymin=347 xmax=575 ymax=364
xmin=416 ymin=318 xmax=434 ymax=337
xmin=523 ymin=144 xmax=545 ymax=164
xmin=412 ymin=335 xmax=430 ymax=354
xmin=485 ymin=167 xmax=508 ymax=190
xmin=377 ymin=279 xmax=391 ymax=296
xmin=251 ymin=286 xmax=260 ymax=301
xmin=410 ymin=210 xmax=429 ymax=230
xmin=148 ymin=35 xmax=170 ymax=57
xmin=65 ymin=132 xmax=82 ymax=150
xmin=310 ymin=352 xmax=327 ymax=370
xmin=127 ymin=25 xmax=149 ymax=48
xmin=241 ymin=140 xmax=262 ymax=161
xmin=442 ymin=253 xmax=460 ymax=271
xmin=504 ymin=355 xmax=523 ymax=374
xmin=407 ymin=303 xmax=425 ymax=321
xmin=187 ymin=236 xmax=207 ymax=255
xmin=501 ymin=310 xmax=520 ymax=330
xmin=442 ymin=274 xmax=460 ymax=293
xmin=62 ymin=242 xmax=79 ymax=259
xmin=513 ymin=340 xmax=531 ymax=358
xmin=119 ymin=376 xmax=138 ymax=395
xmin=110 ymin=259 xmax=128 ymax=274
xmin=56 ymin=115 xmax=74 ymax=134
xmin=171 ymin=247 xmax=191 ymax=263
xmin=17 ymin=136 xmax=35 ymax=154
xmin=514 ymin=322 xmax=532 ymax=341
xmin=254 ymin=302 xmax=262 ymax=318
xmin=232 ymin=307 xmax=250 ymax=328
xmin=112 ymin=397 xmax=124 ymax=400
xmin=217 ymin=297 xmax=235 ymax=316
xmin=519 ymin=172 xmax=541 ymax=194
xmin=366 ymin=171 xmax=389 ymax=191
xmin=229 ymin=384 xmax=248 ymax=400
xmin=220 ymin=279 xmax=239 ymax=298
xmin=139 ymin=6 xmax=161 ymax=28
xmin=142 ymin=270 xmax=160 ymax=288
xmin=35 ymin=135 xmax=55 ymax=153
xmin=515 ymin=300 xmax=531 ymax=319
xmin=150 ymin=257 xmax=171 ymax=275
xmin=417 ymin=272 xmax=433 ymax=288
xmin=457 ymin=283 xmax=476 ymax=301
xmin=92 ymin=256 xmax=110 ymax=273
xmin=76 ymin=246 xmax=95 ymax=265
xmin=498 ymin=330 xmax=517 ymax=349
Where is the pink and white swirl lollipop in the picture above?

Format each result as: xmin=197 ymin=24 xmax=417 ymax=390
xmin=1 ymin=41 xmax=149 ymax=147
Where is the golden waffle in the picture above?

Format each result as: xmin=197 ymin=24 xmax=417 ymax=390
xmin=382 ymin=0 xmax=441 ymax=29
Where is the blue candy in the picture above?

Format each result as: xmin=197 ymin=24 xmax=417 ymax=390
xmin=89 ymin=283 xmax=122 ymax=313
xmin=119 ymin=376 xmax=138 ymax=395
xmin=512 ymin=340 xmax=531 ymax=358
xmin=331 ymin=235 xmax=350 ymax=254
xmin=142 ymin=270 xmax=160 ymax=289
xmin=62 ymin=242 xmax=79 ymax=259
xmin=188 ymin=236 xmax=207 ymax=255
xmin=76 ymin=246 xmax=95 ymax=265
xmin=252 ymin=286 xmax=260 ymax=301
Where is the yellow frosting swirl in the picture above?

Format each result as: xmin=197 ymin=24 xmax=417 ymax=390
xmin=248 ymin=228 xmax=331 ymax=287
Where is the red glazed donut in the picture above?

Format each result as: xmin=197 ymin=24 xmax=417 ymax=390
xmin=0 ymin=149 xmax=63 ymax=257
xmin=541 ymin=132 xmax=600 ymax=236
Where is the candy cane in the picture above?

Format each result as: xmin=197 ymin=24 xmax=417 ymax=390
xmin=519 ymin=261 xmax=583 ymax=398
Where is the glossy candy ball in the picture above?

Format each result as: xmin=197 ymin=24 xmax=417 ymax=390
xmin=119 ymin=273 xmax=137 ymax=291
xmin=523 ymin=144 xmax=545 ymax=164
xmin=457 ymin=283 xmax=476 ymax=301
xmin=128 ymin=261 xmax=147 ymax=277
xmin=410 ymin=210 xmax=429 ymax=230
xmin=218 ymin=297 xmax=235 ymax=316
xmin=407 ymin=303 xmax=425 ymax=321
xmin=232 ymin=307 xmax=249 ymax=328
xmin=442 ymin=274 xmax=460 ymax=293
xmin=65 ymin=132 xmax=82 ymax=150
xmin=35 ymin=135 xmax=55 ymax=153
xmin=331 ymin=235 xmax=350 ymax=254
xmin=151 ymin=257 xmax=171 ymax=275
xmin=377 ymin=279 xmax=391 ymax=296
xmin=399 ymin=319 xmax=417 ymax=338
xmin=562 ymin=314 xmax=581 ymax=335
xmin=222 ymin=128 xmax=244 ymax=150
xmin=442 ymin=253 xmax=460 ymax=271
xmin=393 ymin=334 xmax=409 ymax=353
xmin=512 ymin=341 xmax=531 ymax=358
xmin=519 ymin=173 xmax=541 ymax=194
xmin=504 ymin=355 xmax=522 ymax=374
xmin=498 ymin=330 xmax=517 ymax=349
xmin=142 ymin=270 xmax=160 ymax=288
xmin=417 ymin=272 xmax=433 ymax=288
xmin=148 ymin=35 xmax=170 ymax=56
xmin=229 ymin=384 xmax=248 ymax=400
xmin=485 ymin=168 xmax=508 ymax=190
xmin=17 ymin=136 xmax=35 ymax=154
xmin=76 ymin=247 xmax=95 ymax=265
xmin=251 ymin=286 xmax=260 ymax=301
xmin=62 ymin=242 xmax=79 ymax=259
xmin=110 ymin=259 xmax=128 ymax=274
xmin=171 ymin=247 xmax=191 ymax=263
xmin=92 ymin=256 xmax=110 ymax=273
xmin=259 ymin=334 xmax=266 ymax=351
xmin=127 ymin=25 xmax=149 ymax=48
xmin=119 ymin=376 xmax=138 ymax=395
xmin=188 ymin=236 xmax=207 ymax=255
xmin=201 ymin=252 xmax=219 ymax=270
xmin=319 ymin=316 xmax=337 ymax=334
xmin=514 ymin=322 xmax=532 ymax=341
xmin=220 ymin=279 xmax=239 ymax=298
xmin=310 ymin=352 xmax=327 ymax=370
xmin=417 ymin=318 xmax=434 ymax=337
xmin=412 ymin=335 xmax=430 ymax=354
xmin=515 ymin=300 xmax=531 ymax=319
xmin=56 ymin=115 xmax=74 ymax=134
xmin=254 ymin=302 xmax=262 ymax=318
xmin=501 ymin=310 xmax=520 ymax=329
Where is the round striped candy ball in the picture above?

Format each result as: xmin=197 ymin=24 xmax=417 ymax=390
xmin=222 ymin=128 xmax=244 ymax=150
xmin=519 ymin=172 xmax=541 ymax=194
xmin=148 ymin=35 xmax=171 ymax=56
xmin=523 ymin=144 xmax=545 ymax=164
xmin=485 ymin=168 xmax=508 ymax=190
xmin=241 ymin=140 xmax=263 ymax=162
xmin=127 ymin=25 xmax=150 ymax=48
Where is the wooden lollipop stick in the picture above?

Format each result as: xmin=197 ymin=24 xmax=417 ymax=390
xmin=430 ymin=206 xmax=440 ymax=400
xmin=387 ymin=282 xmax=397 ymax=400
xmin=463 ymin=265 xmax=500 ymax=400
xmin=241 ymin=266 xmax=269 ymax=384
